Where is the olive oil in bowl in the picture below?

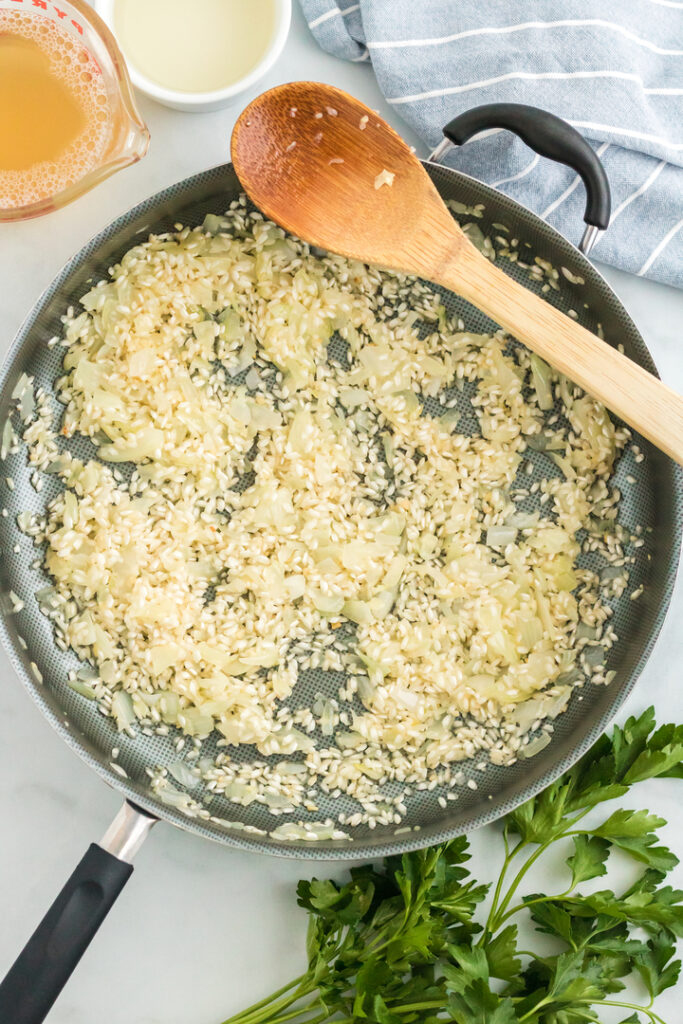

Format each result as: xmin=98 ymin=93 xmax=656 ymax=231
xmin=112 ymin=0 xmax=280 ymax=97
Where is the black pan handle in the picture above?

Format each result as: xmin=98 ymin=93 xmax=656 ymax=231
xmin=0 ymin=802 xmax=156 ymax=1023
xmin=441 ymin=103 xmax=611 ymax=230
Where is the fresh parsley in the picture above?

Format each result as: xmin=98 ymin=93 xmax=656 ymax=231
xmin=220 ymin=707 xmax=682 ymax=1024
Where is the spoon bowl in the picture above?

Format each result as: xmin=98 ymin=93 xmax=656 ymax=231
xmin=232 ymin=82 xmax=683 ymax=464
xmin=232 ymin=81 xmax=458 ymax=273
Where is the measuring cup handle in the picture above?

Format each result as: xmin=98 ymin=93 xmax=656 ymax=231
xmin=432 ymin=102 xmax=611 ymax=253
xmin=0 ymin=802 xmax=155 ymax=1024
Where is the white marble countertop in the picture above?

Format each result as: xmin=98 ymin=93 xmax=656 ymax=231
xmin=1 ymin=6 xmax=682 ymax=1023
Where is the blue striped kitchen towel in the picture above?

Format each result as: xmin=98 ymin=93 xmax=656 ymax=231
xmin=300 ymin=0 xmax=683 ymax=287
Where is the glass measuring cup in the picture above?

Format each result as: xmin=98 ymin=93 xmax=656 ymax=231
xmin=0 ymin=0 xmax=149 ymax=222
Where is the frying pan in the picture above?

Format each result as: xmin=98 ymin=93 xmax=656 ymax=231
xmin=0 ymin=103 xmax=680 ymax=1023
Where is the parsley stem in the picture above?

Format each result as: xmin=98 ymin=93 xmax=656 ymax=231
xmin=265 ymin=1004 xmax=329 ymax=1024
xmin=494 ymin=887 xmax=574 ymax=928
xmin=598 ymin=1000 xmax=668 ymax=1023
xmin=390 ymin=1000 xmax=445 ymax=1013
xmin=478 ymin=835 xmax=524 ymax=943
xmin=226 ymin=982 xmax=320 ymax=1024
xmin=489 ymin=809 xmax=590 ymax=930
xmin=518 ymin=996 xmax=551 ymax=1020
xmin=489 ymin=839 xmax=553 ymax=932
xmin=229 ymin=992 xmax=333 ymax=1024
xmin=221 ymin=976 xmax=308 ymax=1024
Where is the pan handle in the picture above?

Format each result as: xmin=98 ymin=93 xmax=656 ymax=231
xmin=0 ymin=801 xmax=156 ymax=1024
xmin=429 ymin=103 xmax=611 ymax=255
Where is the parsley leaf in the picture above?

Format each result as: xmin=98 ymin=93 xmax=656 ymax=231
xmin=448 ymin=980 xmax=517 ymax=1024
xmin=486 ymin=925 xmax=522 ymax=981
xmin=634 ymin=930 xmax=681 ymax=997
xmin=590 ymin=808 xmax=679 ymax=872
xmin=220 ymin=708 xmax=682 ymax=1024
xmin=567 ymin=834 xmax=610 ymax=886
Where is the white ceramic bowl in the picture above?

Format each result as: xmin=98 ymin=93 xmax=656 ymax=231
xmin=94 ymin=0 xmax=291 ymax=112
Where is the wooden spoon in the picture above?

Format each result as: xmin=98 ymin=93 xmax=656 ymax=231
xmin=231 ymin=81 xmax=683 ymax=464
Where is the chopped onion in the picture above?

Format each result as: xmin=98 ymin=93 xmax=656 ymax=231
xmin=519 ymin=732 xmax=551 ymax=758
xmin=505 ymin=510 xmax=539 ymax=529
xmin=486 ymin=525 xmax=517 ymax=549
xmin=519 ymin=616 xmax=543 ymax=650
xmin=356 ymin=676 xmax=376 ymax=707
xmin=510 ymin=698 xmax=543 ymax=731
xmin=1 ymin=419 xmax=15 ymax=460
xmin=35 ymin=585 xmax=58 ymax=607
xmin=19 ymin=387 xmax=35 ymax=420
xmin=529 ymin=354 xmax=554 ymax=410
xmin=68 ymin=678 xmax=97 ymax=700
xmin=343 ymin=599 xmax=373 ymax=625
xmin=16 ymin=511 xmax=34 ymax=533
xmin=156 ymin=783 xmax=197 ymax=811
xmin=11 ymin=372 xmax=30 ymax=402
xmin=167 ymin=761 xmax=199 ymax=788
xmin=546 ymin=686 xmax=572 ymax=719
xmin=336 ymin=730 xmax=364 ymax=749
xmin=369 ymin=589 xmax=397 ymax=619
xmin=600 ymin=565 xmax=625 ymax=582
xmin=203 ymin=213 xmax=227 ymax=235
xmin=583 ymin=644 xmax=606 ymax=668
xmin=277 ymin=761 xmax=307 ymax=776
xmin=111 ymin=690 xmax=136 ymax=732
xmin=245 ymin=367 xmax=262 ymax=391
xmin=222 ymin=780 xmax=257 ymax=805
xmin=263 ymin=791 xmax=292 ymax=809
xmin=312 ymin=592 xmax=344 ymax=616
xmin=320 ymin=699 xmax=336 ymax=736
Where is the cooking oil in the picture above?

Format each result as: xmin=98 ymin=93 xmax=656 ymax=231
xmin=113 ymin=0 xmax=277 ymax=94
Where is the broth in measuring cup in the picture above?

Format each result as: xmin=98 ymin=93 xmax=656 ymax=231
xmin=0 ymin=10 xmax=113 ymax=210
xmin=0 ymin=0 xmax=148 ymax=221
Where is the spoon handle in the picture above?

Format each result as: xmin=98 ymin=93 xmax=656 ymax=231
xmin=439 ymin=242 xmax=683 ymax=464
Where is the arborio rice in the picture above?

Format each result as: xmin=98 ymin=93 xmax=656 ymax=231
xmin=14 ymin=196 xmax=638 ymax=833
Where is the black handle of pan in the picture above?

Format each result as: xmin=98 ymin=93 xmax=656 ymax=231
xmin=441 ymin=103 xmax=611 ymax=229
xmin=0 ymin=802 xmax=155 ymax=1024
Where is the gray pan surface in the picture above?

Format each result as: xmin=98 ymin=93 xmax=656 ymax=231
xmin=0 ymin=161 xmax=680 ymax=859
